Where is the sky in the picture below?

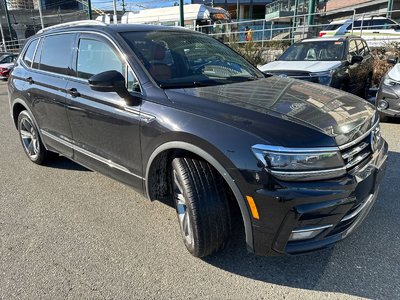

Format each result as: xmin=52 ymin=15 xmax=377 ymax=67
xmin=92 ymin=0 xmax=192 ymax=11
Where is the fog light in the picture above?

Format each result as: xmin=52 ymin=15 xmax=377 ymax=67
xmin=378 ymin=100 xmax=389 ymax=110
xmin=289 ymin=224 xmax=333 ymax=241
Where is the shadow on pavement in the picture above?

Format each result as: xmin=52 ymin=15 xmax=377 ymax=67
xmin=45 ymin=155 xmax=91 ymax=172
xmin=203 ymin=150 xmax=400 ymax=299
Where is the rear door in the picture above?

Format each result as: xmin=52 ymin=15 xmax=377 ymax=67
xmin=18 ymin=33 xmax=75 ymax=157
xmin=65 ymin=32 xmax=143 ymax=189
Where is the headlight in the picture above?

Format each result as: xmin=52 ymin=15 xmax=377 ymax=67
xmin=251 ymin=145 xmax=345 ymax=181
xmin=383 ymin=76 xmax=399 ymax=87
xmin=311 ymin=71 xmax=333 ymax=86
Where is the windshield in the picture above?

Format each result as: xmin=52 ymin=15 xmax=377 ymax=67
xmin=121 ymin=31 xmax=264 ymax=88
xmin=279 ymin=41 xmax=345 ymax=61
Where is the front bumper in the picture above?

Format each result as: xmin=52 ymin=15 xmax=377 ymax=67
xmin=376 ymin=83 xmax=400 ymax=117
xmin=249 ymin=137 xmax=388 ymax=256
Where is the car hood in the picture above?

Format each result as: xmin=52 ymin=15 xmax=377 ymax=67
xmin=387 ymin=63 xmax=400 ymax=81
xmin=165 ymin=77 xmax=376 ymax=146
xmin=259 ymin=60 xmax=342 ymax=73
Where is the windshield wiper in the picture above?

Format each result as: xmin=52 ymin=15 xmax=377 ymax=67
xmin=224 ymin=75 xmax=261 ymax=82
xmin=159 ymin=81 xmax=217 ymax=89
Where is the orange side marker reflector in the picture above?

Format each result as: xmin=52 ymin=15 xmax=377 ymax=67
xmin=246 ymin=196 xmax=260 ymax=220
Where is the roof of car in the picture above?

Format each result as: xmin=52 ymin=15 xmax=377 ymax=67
xmin=300 ymin=36 xmax=360 ymax=43
xmin=37 ymin=20 xmax=191 ymax=35
xmin=328 ymin=16 xmax=389 ymax=24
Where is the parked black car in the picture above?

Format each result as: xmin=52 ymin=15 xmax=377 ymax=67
xmin=259 ymin=36 xmax=374 ymax=99
xmin=8 ymin=21 xmax=387 ymax=257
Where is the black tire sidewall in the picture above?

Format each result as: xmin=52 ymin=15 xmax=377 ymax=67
xmin=17 ymin=110 xmax=47 ymax=164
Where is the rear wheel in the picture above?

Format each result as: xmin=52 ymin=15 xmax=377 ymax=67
xmin=171 ymin=157 xmax=231 ymax=257
xmin=17 ymin=110 xmax=49 ymax=165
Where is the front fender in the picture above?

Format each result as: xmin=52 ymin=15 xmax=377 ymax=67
xmin=145 ymin=140 xmax=255 ymax=253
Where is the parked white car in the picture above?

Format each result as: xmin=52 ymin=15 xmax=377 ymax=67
xmin=319 ymin=16 xmax=400 ymax=47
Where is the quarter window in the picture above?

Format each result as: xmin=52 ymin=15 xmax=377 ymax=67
xmin=40 ymin=34 xmax=74 ymax=75
xmin=355 ymin=39 xmax=364 ymax=56
xmin=348 ymin=40 xmax=357 ymax=58
xmin=23 ymin=39 xmax=39 ymax=67
xmin=76 ymin=38 xmax=124 ymax=79
xmin=32 ymin=39 xmax=43 ymax=69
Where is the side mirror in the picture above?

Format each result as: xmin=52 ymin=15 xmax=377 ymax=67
xmin=350 ymin=55 xmax=363 ymax=65
xmin=387 ymin=57 xmax=399 ymax=65
xmin=88 ymin=70 xmax=140 ymax=106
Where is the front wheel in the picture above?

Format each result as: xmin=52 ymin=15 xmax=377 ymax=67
xmin=17 ymin=110 xmax=49 ymax=165
xmin=171 ymin=157 xmax=231 ymax=257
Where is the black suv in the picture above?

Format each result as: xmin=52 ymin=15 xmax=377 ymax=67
xmin=8 ymin=21 xmax=388 ymax=257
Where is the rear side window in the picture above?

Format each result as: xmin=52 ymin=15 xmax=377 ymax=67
xmin=40 ymin=34 xmax=74 ymax=75
xmin=23 ymin=39 xmax=39 ymax=67
xmin=322 ymin=24 xmax=342 ymax=31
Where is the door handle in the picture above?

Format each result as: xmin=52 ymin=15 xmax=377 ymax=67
xmin=67 ymin=88 xmax=80 ymax=98
xmin=26 ymin=77 xmax=34 ymax=84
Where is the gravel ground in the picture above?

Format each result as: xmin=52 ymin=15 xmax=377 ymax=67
xmin=0 ymin=81 xmax=399 ymax=300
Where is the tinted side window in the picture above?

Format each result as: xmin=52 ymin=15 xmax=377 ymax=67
xmin=23 ymin=39 xmax=39 ymax=67
xmin=76 ymin=38 xmax=123 ymax=79
xmin=371 ymin=19 xmax=396 ymax=30
xmin=40 ymin=34 xmax=74 ymax=75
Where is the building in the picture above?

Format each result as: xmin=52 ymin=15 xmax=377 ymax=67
xmin=191 ymin=0 xmax=273 ymax=20
xmin=7 ymin=0 xmax=35 ymax=10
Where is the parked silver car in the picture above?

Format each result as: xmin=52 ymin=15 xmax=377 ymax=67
xmin=376 ymin=58 xmax=400 ymax=121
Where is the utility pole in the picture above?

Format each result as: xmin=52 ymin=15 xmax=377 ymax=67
xmin=121 ymin=0 xmax=126 ymax=14
xmin=113 ymin=0 xmax=117 ymax=23
xmin=236 ymin=0 xmax=239 ymax=21
xmin=307 ymin=0 xmax=315 ymax=25
xmin=0 ymin=20 xmax=7 ymax=51
xmin=2 ymin=0 xmax=14 ymax=40
xmin=387 ymin=0 xmax=393 ymax=18
xmin=37 ymin=0 xmax=44 ymax=29
xmin=179 ymin=0 xmax=184 ymax=27
xmin=87 ymin=0 xmax=93 ymax=20
xmin=291 ymin=0 xmax=299 ymax=44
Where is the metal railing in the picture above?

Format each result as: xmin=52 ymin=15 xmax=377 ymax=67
xmin=196 ymin=9 xmax=400 ymax=48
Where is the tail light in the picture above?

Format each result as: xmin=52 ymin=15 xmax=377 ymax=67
xmin=0 ymin=67 xmax=9 ymax=76
xmin=319 ymin=32 xmax=327 ymax=37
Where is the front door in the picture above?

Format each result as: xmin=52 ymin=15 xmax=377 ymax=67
xmin=65 ymin=33 xmax=143 ymax=189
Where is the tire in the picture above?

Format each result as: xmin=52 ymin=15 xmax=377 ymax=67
xmin=171 ymin=157 xmax=231 ymax=257
xmin=17 ymin=110 xmax=49 ymax=165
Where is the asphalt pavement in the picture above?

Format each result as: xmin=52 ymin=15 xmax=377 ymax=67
xmin=0 ymin=81 xmax=399 ymax=300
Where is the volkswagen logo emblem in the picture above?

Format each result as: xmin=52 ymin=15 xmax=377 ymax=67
xmin=370 ymin=125 xmax=381 ymax=153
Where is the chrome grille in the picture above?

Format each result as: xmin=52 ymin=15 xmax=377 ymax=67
xmin=340 ymin=135 xmax=372 ymax=170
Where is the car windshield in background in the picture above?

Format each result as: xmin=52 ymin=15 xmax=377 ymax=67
xmin=121 ymin=31 xmax=264 ymax=88
xmin=279 ymin=41 xmax=346 ymax=61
